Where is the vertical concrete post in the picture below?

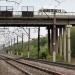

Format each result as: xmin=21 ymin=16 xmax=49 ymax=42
xmin=8 ymin=51 xmax=10 ymax=55
xmin=50 ymin=29 xmax=52 ymax=54
xmin=38 ymin=27 xmax=40 ymax=59
xmin=16 ymin=51 xmax=18 ymax=56
xmin=59 ymin=28 xmax=63 ymax=56
xmin=22 ymin=33 xmax=23 ymax=49
xmin=21 ymin=52 xmax=23 ymax=56
xmin=52 ymin=27 xmax=56 ymax=62
xmin=8 ymin=41 xmax=11 ymax=55
xmin=28 ymin=28 xmax=30 ymax=58
xmin=14 ymin=37 xmax=15 ymax=55
xmin=21 ymin=33 xmax=24 ymax=56
xmin=67 ymin=25 xmax=72 ymax=63
xmin=56 ymin=28 xmax=59 ymax=54
xmin=47 ymin=26 xmax=50 ymax=54
xmin=63 ymin=27 xmax=67 ymax=62
xmin=52 ymin=10 xmax=57 ymax=62
xmin=16 ymin=36 xmax=18 ymax=56
xmin=10 ymin=39 xmax=12 ymax=55
xmin=10 ymin=51 xmax=12 ymax=55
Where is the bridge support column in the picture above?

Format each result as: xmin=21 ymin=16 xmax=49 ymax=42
xmin=10 ymin=39 xmax=12 ymax=55
xmin=16 ymin=36 xmax=18 ymax=56
xmin=50 ymin=29 xmax=53 ymax=54
xmin=52 ymin=26 xmax=56 ymax=62
xmin=21 ymin=52 xmax=23 ymax=56
xmin=8 ymin=51 xmax=10 ymax=55
xmin=56 ymin=28 xmax=59 ymax=54
xmin=16 ymin=51 xmax=18 ymax=56
xmin=67 ymin=25 xmax=72 ymax=63
xmin=63 ymin=27 xmax=67 ymax=62
xmin=38 ymin=27 xmax=40 ymax=59
xmin=47 ymin=26 xmax=50 ymax=54
xmin=10 ymin=51 xmax=12 ymax=55
xmin=28 ymin=28 xmax=30 ymax=58
xmin=59 ymin=28 xmax=63 ymax=56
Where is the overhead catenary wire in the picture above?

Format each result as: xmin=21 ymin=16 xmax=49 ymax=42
xmin=0 ymin=0 xmax=20 ymax=5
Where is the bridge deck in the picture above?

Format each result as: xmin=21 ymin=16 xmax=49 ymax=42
xmin=0 ymin=15 xmax=75 ymax=26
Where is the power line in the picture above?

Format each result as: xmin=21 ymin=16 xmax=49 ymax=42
xmin=54 ymin=0 xmax=61 ymax=3
xmin=0 ymin=0 xmax=20 ymax=5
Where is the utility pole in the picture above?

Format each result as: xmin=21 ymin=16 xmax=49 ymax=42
xmin=21 ymin=33 xmax=23 ymax=56
xmin=17 ymin=36 xmax=18 ymax=55
xmin=17 ymin=36 xmax=18 ymax=45
xmin=11 ymin=39 xmax=12 ymax=46
xmin=47 ymin=26 xmax=50 ymax=54
xmin=14 ymin=37 xmax=15 ymax=44
xmin=22 ymin=33 xmax=23 ymax=48
xmin=52 ymin=0 xmax=65 ymax=62
xmin=53 ymin=10 xmax=56 ymax=62
xmin=38 ymin=27 xmax=40 ymax=59
xmin=28 ymin=28 xmax=30 ymax=58
xmin=10 ymin=39 xmax=12 ymax=55
xmin=14 ymin=37 xmax=15 ymax=55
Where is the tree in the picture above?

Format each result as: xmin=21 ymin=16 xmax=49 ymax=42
xmin=71 ymin=27 xmax=75 ymax=57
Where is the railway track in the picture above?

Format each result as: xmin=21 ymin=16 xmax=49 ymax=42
xmin=0 ymin=55 xmax=30 ymax=75
xmin=0 ymin=55 xmax=61 ymax=75
xmin=16 ymin=57 xmax=75 ymax=75
xmin=19 ymin=57 xmax=75 ymax=70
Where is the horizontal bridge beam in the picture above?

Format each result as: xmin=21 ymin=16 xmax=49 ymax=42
xmin=0 ymin=15 xmax=75 ymax=26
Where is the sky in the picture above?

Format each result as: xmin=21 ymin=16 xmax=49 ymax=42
xmin=0 ymin=0 xmax=75 ymax=12
xmin=0 ymin=0 xmax=75 ymax=46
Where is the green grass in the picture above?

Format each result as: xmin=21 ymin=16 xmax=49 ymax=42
xmin=71 ymin=58 xmax=75 ymax=64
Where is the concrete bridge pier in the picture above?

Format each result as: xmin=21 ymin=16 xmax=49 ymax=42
xmin=17 ymin=36 xmax=19 ymax=56
xmin=50 ymin=29 xmax=53 ymax=54
xmin=47 ymin=25 xmax=72 ymax=63
xmin=10 ymin=51 xmax=12 ymax=55
xmin=16 ymin=51 xmax=19 ymax=56
xmin=59 ymin=28 xmax=63 ymax=56
xmin=56 ymin=28 xmax=59 ymax=54
xmin=21 ymin=52 xmax=23 ymax=56
xmin=47 ymin=26 xmax=51 ymax=54
xmin=47 ymin=26 xmax=57 ymax=62
xmin=63 ymin=26 xmax=67 ymax=62
xmin=52 ymin=26 xmax=56 ymax=62
xmin=67 ymin=25 xmax=72 ymax=63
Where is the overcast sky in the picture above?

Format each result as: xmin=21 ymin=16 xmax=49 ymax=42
xmin=0 ymin=0 xmax=75 ymax=12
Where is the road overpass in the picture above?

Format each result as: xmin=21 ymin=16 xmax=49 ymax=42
xmin=0 ymin=12 xmax=74 ymax=63
xmin=0 ymin=13 xmax=75 ymax=26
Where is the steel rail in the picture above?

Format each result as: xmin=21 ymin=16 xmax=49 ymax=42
xmin=18 ymin=57 xmax=75 ymax=71
xmin=0 ymin=55 xmax=61 ymax=75
xmin=0 ymin=55 xmax=31 ymax=75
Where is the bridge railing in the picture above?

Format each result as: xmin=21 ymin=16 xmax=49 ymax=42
xmin=0 ymin=6 xmax=13 ymax=11
xmin=36 ymin=11 xmax=75 ymax=16
xmin=0 ymin=5 xmax=75 ymax=17
xmin=0 ymin=10 xmax=75 ymax=17
xmin=7 ymin=11 xmax=75 ymax=17
xmin=55 ymin=12 xmax=75 ymax=15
